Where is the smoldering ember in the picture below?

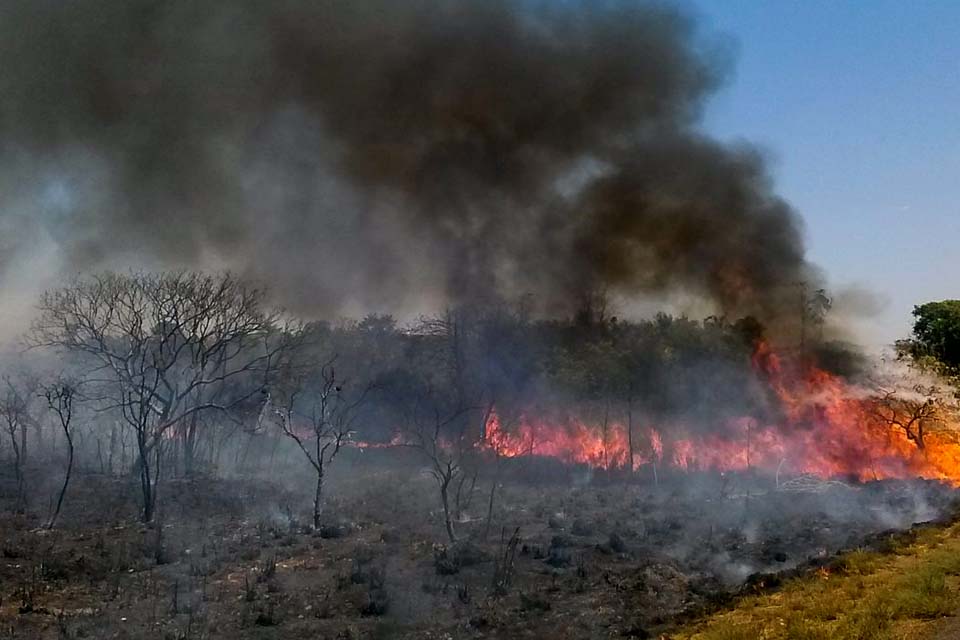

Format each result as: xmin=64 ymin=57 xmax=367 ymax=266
xmin=1 ymin=2 xmax=959 ymax=639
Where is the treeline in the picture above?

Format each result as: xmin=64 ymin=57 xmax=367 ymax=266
xmin=0 ymin=271 xmax=841 ymax=535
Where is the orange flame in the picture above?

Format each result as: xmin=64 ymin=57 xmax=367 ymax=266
xmin=478 ymin=341 xmax=960 ymax=484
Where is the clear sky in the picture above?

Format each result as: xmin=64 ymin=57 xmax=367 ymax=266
xmin=688 ymin=0 xmax=960 ymax=347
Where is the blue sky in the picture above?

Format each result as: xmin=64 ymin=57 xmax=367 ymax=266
xmin=688 ymin=0 xmax=960 ymax=346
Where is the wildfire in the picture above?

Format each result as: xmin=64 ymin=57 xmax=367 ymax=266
xmin=479 ymin=341 xmax=960 ymax=484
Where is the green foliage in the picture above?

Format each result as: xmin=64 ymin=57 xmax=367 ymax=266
xmin=903 ymin=300 xmax=960 ymax=373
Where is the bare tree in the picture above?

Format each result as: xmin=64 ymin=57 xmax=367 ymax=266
xmin=394 ymin=381 xmax=479 ymax=544
xmin=873 ymin=385 xmax=944 ymax=450
xmin=42 ymin=380 xmax=76 ymax=529
xmin=30 ymin=272 xmax=301 ymax=522
xmin=391 ymin=311 xmax=487 ymax=543
xmin=270 ymin=359 xmax=371 ymax=529
xmin=0 ymin=375 xmax=38 ymax=514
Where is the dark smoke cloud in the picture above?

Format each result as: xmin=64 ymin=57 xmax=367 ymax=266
xmin=0 ymin=0 xmax=817 ymax=323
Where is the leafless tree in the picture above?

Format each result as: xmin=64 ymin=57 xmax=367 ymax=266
xmin=30 ymin=271 xmax=302 ymax=522
xmin=873 ymin=385 xmax=945 ymax=450
xmin=270 ymin=359 xmax=372 ymax=529
xmin=395 ymin=381 xmax=479 ymax=544
xmin=42 ymin=379 xmax=76 ymax=529
xmin=393 ymin=311 xmax=488 ymax=543
xmin=0 ymin=374 xmax=38 ymax=514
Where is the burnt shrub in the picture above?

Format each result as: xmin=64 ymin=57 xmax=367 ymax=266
xmin=254 ymin=604 xmax=279 ymax=626
xmin=545 ymin=547 xmax=571 ymax=568
xmin=350 ymin=562 xmax=371 ymax=585
xmin=433 ymin=545 xmax=460 ymax=575
xmin=2 ymin=546 xmax=23 ymax=559
xmin=550 ymin=534 xmax=574 ymax=548
xmin=350 ymin=547 xmax=381 ymax=585
xmin=608 ymin=532 xmax=627 ymax=553
xmin=379 ymin=528 xmax=401 ymax=544
xmin=453 ymin=541 xmax=491 ymax=567
xmin=360 ymin=567 xmax=389 ymax=616
xmin=37 ymin=556 xmax=72 ymax=581
xmin=318 ymin=523 xmax=350 ymax=539
xmin=520 ymin=592 xmax=551 ymax=612
xmin=433 ymin=541 xmax=491 ymax=576
xmin=243 ymin=575 xmax=257 ymax=602
xmin=575 ymin=553 xmax=588 ymax=578
xmin=468 ymin=615 xmax=490 ymax=630
xmin=239 ymin=547 xmax=260 ymax=562
xmin=257 ymin=555 xmax=277 ymax=583
xmin=571 ymin=518 xmax=593 ymax=537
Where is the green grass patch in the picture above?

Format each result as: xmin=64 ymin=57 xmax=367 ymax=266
xmin=673 ymin=522 xmax=960 ymax=640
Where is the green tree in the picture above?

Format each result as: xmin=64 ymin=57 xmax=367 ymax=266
xmin=903 ymin=301 xmax=960 ymax=373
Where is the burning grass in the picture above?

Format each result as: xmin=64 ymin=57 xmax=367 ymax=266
xmin=671 ymin=520 xmax=960 ymax=640
xmin=479 ymin=340 xmax=960 ymax=486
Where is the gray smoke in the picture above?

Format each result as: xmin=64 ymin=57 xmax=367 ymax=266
xmin=0 ymin=0 xmax=818 ymax=323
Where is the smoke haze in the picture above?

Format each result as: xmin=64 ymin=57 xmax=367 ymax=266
xmin=0 ymin=0 xmax=818 ymax=325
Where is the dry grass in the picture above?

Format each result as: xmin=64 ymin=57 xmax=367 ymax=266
xmin=671 ymin=523 xmax=960 ymax=640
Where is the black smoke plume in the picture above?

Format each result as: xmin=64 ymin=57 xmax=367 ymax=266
xmin=0 ymin=0 xmax=817 ymax=322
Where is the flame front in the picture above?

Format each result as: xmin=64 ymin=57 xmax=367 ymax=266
xmin=480 ymin=342 xmax=960 ymax=483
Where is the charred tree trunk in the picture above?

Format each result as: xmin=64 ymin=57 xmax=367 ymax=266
xmin=183 ymin=412 xmax=200 ymax=477
xmin=313 ymin=462 xmax=325 ymax=530
xmin=137 ymin=433 xmax=155 ymax=523
xmin=47 ymin=428 xmax=74 ymax=529
xmin=915 ymin=419 xmax=926 ymax=450
xmin=119 ymin=425 xmax=128 ymax=474
xmin=484 ymin=457 xmax=503 ymax=540
xmin=18 ymin=422 xmax=27 ymax=467
xmin=8 ymin=431 xmax=25 ymax=514
xmin=96 ymin=437 xmax=105 ymax=474
xmin=439 ymin=472 xmax=457 ymax=543
xmin=14 ymin=464 xmax=24 ymax=514
xmin=107 ymin=423 xmax=118 ymax=476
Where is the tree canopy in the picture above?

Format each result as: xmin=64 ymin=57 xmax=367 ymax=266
xmin=902 ymin=300 xmax=960 ymax=373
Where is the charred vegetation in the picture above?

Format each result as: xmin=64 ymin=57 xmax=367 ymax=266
xmin=0 ymin=272 xmax=957 ymax=639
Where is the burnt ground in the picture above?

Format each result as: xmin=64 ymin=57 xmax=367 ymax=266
xmin=0 ymin=451 xmax=955 ymax=640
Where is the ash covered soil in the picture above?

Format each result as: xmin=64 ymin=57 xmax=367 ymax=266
xmin=0 ymin=451 xmax=955 ymax=640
